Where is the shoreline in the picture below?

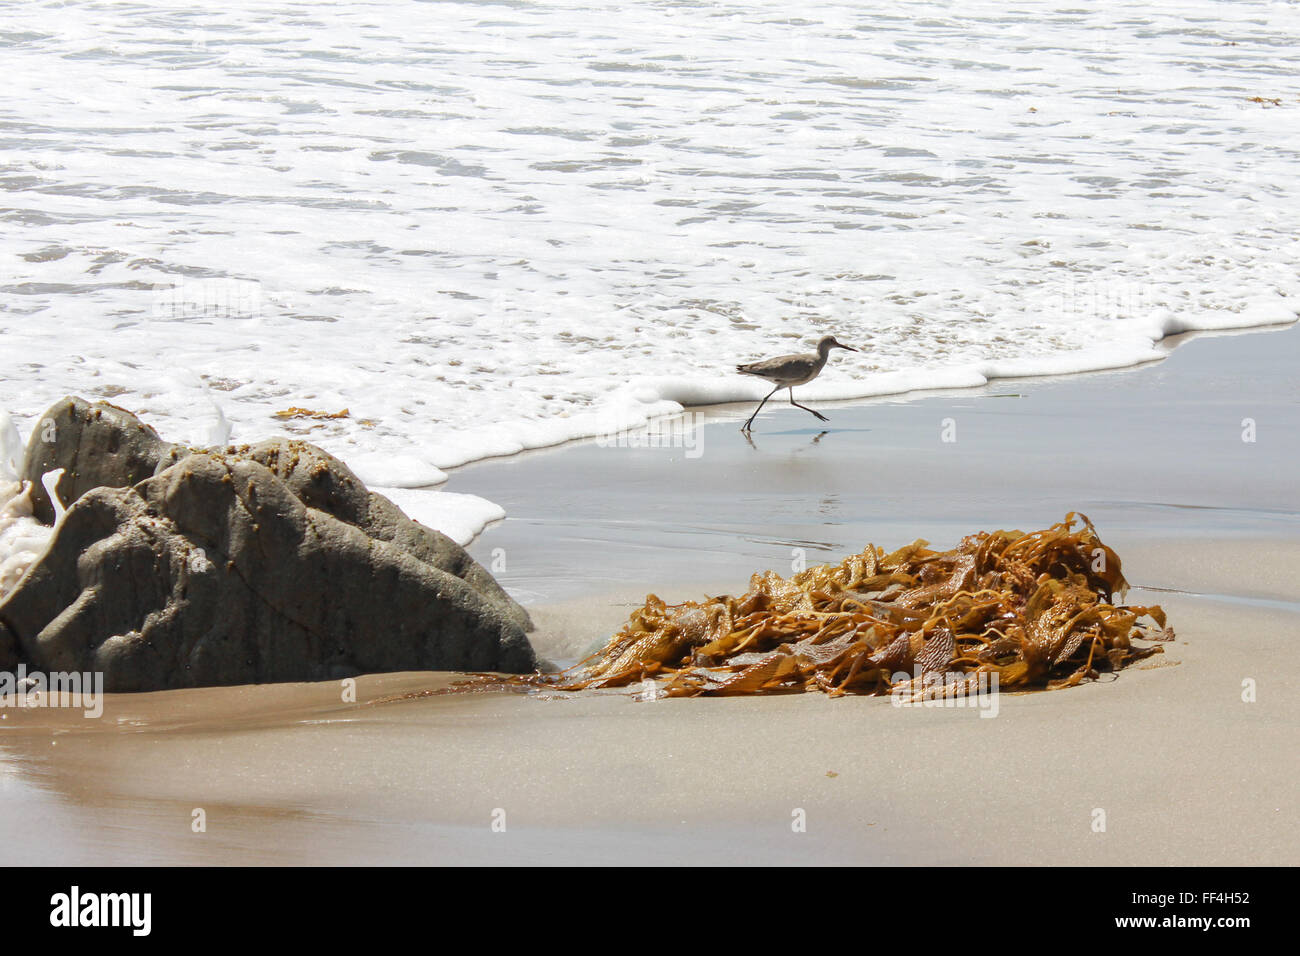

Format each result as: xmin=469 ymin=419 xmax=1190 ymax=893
xmin=391 ymin=317 xmax=1300 ymax=482
xmin=3 ymin=319 xmax=1295 ymax=495
xmin=1 ymin=322 xmax=1297 ymax=865
xmin=454 ymin=322 xmax=1300 ymax=609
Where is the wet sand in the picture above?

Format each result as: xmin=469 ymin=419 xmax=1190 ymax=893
xmin=2 ymin=325 xmax=1298 ymax=865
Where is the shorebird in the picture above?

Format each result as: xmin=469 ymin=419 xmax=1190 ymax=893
xmin=736 ymin=335 xmax=857 ymax=432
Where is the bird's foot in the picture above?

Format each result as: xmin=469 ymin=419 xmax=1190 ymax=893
xmin=812 ymin=411 xmax=829 ymax=422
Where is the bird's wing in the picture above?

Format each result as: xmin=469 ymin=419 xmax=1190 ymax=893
xmin=738 ymin=354 xmax=816 ymax=380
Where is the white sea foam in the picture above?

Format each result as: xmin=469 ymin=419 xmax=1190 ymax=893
xmin=1 ymin=0 xmax=1297 ymax=541
xmin=0 ymin=413 xmax=22 ymax=483
xmin=371 ymin=486 xmax=505 ymax=547
xmin=0 ymin=480 xmax=53 ymax=601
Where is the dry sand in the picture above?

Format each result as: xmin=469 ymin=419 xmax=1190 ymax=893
xmin=2 ymin=325 xmax=1297 ymax=865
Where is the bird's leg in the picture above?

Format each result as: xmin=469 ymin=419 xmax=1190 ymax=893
xmin=742 ymin=384 xmax=782 ymax=431
xmin=789 ymin=387 xmax=829 ymax=423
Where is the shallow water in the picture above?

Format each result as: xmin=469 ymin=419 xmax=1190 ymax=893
xmin=459 ymin=324 xmax=1300 ymax=608
xmin=2 ymin=0 xmax=1298 ymax=507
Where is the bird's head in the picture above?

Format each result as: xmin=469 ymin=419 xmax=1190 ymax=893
xmin=817 ymin=335 xmax=858 ymax=354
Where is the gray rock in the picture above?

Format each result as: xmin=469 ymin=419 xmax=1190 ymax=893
xmin=1 ymin=398 xmax=536 ymax=691
xmin=0 ymin=618 xmax=17 ymax=673
xmin=19 ymin=396 xmax=187 ymax=525
xmin=18 ymin=398 xmax=530 ymax=629
xmin=221 ymin=438 xmax=532 ymax=634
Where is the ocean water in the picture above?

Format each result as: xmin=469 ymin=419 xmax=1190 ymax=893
xmin=2 ymin=0 xmax=1298 ymax=537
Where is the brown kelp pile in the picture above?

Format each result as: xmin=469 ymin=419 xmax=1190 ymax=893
xmin=536 ymin=513 xmax=1172 ymax=700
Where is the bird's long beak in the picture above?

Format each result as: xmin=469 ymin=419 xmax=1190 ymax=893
xmin=838 ymin=343 xmax=858 ymax=352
